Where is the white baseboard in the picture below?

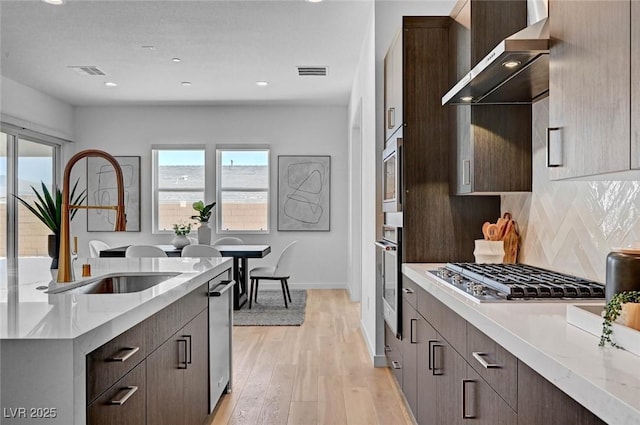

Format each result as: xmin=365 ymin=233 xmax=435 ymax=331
xmin=250 ymin=281 xmax=347 ymax=290
xmin=360 ymin=318 xmax=388 ymax=368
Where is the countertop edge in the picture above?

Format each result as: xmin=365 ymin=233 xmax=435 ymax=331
xmin=402 ymin=263 xmax=640 ymax=425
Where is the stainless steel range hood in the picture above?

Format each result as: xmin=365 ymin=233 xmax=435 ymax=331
xmin=442 ymin=17 xmax=549 ymax=106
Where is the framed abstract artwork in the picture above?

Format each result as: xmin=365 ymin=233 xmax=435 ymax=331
xmin=278 ymin=155 xmax=330 ymax=231
xmin=87 ymin=155 xmax=141 ymax=232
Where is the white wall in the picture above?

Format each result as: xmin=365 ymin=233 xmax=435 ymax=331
xmin=349 ymin=7 xmax=380 ymax=365
xmin=0 ymin=76 xmax=74 ymax=140
xmin=72 ymin=105 xmax=348 ymax=288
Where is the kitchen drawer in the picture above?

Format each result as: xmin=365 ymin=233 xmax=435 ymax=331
xmin=145 ymin=281 xmax=208 ymax=353
xmin=87 ymin=320 xmax=147 ymax=403
xmin=466 ymin=323 xmax=517 ymax=411
xmin=417 ymin=288 xmax=466 ymax=355
xmin=87 ymin=360 xmax=146 ymax=425
xmin=384 ymin=323 xmax=403 ymax=387
xmin=401 ymin=276 xmax=419 ymax=309
xmin=465 ymin=363 xmax=517 ymax=424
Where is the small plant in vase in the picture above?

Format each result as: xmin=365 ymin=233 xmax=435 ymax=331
xmin=191 ymin=200 xmax=215 ymax=244
xmin=171 ymin=222 xmax=192 ymax=249
xmin=599 ymin=291 xmax=640 ymax=349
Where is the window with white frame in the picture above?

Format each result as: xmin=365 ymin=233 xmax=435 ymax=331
xmin=216 ymin=147 xmax=269 ymax=233
xmin=152 ymin=146 xmax=205 ymax=233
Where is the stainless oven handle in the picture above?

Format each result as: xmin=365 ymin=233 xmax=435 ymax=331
xmin=375 ymin=241 xmax=397 ymax=250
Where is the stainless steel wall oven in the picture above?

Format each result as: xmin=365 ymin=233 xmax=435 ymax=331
xmin=376 ymin=225 xmax=403 ymax=338
xmin=382 ymin=138 xmax=403 ymax=213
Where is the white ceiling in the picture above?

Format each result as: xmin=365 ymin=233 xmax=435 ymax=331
xmin=0 ymin=0 xmax=377 ymax=106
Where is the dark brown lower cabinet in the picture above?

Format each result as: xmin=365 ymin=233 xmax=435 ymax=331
xmin=402 ymin=298 xmax=419 ymax=415
xmin=416 ymin=319 xmax=438 ymax=425
xmin=392 ymin=275 xmax=607 ymax=425
xmin=435 ymin=338 xmax=466 ymax=425
xmin=87 ymin=361 xmax=146 ymax=425
xmin=518 ymin=361 xmax=606 ymax=425
xmin=183 ymin=310 xmax=210 ymax=425
xmin=147 ymin=309 xmax=209 ymax=425
xmin=464 ymin=365 xmax=517 ymax=425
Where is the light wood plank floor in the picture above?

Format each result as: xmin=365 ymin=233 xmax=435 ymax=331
xmin=207 ymin=289 xmax=413 ymax=425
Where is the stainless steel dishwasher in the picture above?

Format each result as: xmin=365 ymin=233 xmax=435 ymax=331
xmin=208 ymin=274 xmax=235 ymax=411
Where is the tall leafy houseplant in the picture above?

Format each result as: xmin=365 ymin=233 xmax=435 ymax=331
xmin=191 ymin=200 xmax=215 ymax=245
xmin=14 ymin=180 xmax=87 ymax=268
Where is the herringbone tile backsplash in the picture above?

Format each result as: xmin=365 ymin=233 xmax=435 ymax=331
xmin=500 ymin=98 xmax=640 ymax=283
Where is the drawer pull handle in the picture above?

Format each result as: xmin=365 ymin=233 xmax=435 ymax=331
xmin=388 ymin=107 xmax=395 ymax=129
xmin=547 ymin=127 xmax=563 ymax=167
xmin=472 ymin=351 xmax=502 ymax=369
xmin=384 ymin=344 xmax=392 ymax=352
xmin=410 ymin=319 xmax=417 ymax=344
xmin=178 ymin=339 xmax=188 ymax=369
xmin=109 ymin=347 xmax=140 ymax=362
xmin=432 ymin=343 xmax=443 ymax=376
xmin=402 ymin=287 xmax=414 ymax=294
xmin=391 ymin=360 xmax=402 ymax=370
xmin=109 ymin=386 xmax=138 ymax=405
xmin=462 ymin=379 xmax=476 ymax=419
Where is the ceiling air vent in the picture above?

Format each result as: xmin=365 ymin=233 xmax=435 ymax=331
xmin=297 ymin=66 xmax=328 ymax=77
xmin=67 ymin=66 xmax=106 ymax=76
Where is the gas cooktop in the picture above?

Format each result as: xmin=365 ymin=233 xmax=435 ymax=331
xmin=430 ymin=263 xmax=605 ymax=303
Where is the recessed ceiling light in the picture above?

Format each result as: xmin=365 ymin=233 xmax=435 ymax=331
xmin=172 ymin=58 xmax=181 ymax=63
xmin=181 ymin=81 xmax=192 ymax=86
xmin=42 ymin=0 xmax=64 ymax=5
xmin=307 ymin=0 xmax=323 ymax=3
xmin=460 ymin=96 xmax=473 ymax=102
xmin=104 ymin=82 xmax=118 ymax=87
xmin=256 ymin=81 xmax=269 ymax=87
xmin=142 ymin=45 xmax=156 ymax=51
xmin=502 ymin=60 xmax=521 ymax=69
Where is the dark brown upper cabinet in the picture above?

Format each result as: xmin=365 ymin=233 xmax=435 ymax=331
xmin=548 ymin=0 xmax=637 ymax=179
xmin=449 ymin=0 xmax=533 ymax=195
xmin=389 ymin=16 xmax=500 ymax=263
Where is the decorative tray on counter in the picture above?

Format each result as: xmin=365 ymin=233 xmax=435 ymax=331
xmin=567 ymin=304 xmax=640 ymax=357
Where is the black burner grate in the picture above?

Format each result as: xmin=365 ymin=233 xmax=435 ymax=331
xmin=445 ymin=263 xmax=605 ymax=299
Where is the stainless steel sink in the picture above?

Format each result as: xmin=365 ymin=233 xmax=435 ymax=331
xmin=48 ymin=273 xmax=180 ymax=294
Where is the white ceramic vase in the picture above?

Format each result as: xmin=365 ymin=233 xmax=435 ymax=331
xmin=197 ymin=222 xmax=212 ymax=245
xmin=171 ymin=234 xmax=190 ymax=249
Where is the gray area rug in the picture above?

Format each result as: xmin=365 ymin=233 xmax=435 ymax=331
xmin=234 ymin=290 xmax=307 ymax=326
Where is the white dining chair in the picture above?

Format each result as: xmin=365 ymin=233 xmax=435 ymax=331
xmin=213 ymin=237 xmax=244 ymax=246
xmin=181 ymin=245 xmax=221 ymax=258
xmin=89 ymin=240 xmax=110 ymax=258
xmin=249 ymin=241 xmax=297 ymax=309
xmin=125 ymin=245 xmax=168 ymax=258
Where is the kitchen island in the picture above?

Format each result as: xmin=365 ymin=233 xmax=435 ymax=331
xmin=402 ymin=263 xmax=640 ymax=425
xmin=0 ymin=256 xmax=233 ymax=425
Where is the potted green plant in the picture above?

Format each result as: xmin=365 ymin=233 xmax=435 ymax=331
xmin=13 ymin=180 xmax=87 ymax=268
xmin=171 ymin=222 xmax=192 ymax=249
xmin=191 ymin=200 xmax=215 ymax=244
xmin=599 ymin=290 xmax=640 ymax=349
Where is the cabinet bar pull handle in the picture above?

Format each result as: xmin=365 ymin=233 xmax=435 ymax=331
xmin=178 ymin=339 xmax=188 ymax=369
xmin=391 ymin=360 xmax=402 ymax=370
xmin=410 ymin=318 xmax=417 ymax=344
xmin=432 ymin=343 xmax=443 ymax=376
xmin=388 ymin=108 xmax=395 ymax=129
xmin=462 ymin=159 xmax=471 ymax=186
xmin=547 ymin=127 xmax=563 ymax=167
xmin=384 ymin=344 xmax=392 ymax=352
xmin=402 ymin=287 xmax=414 ymax=294
xmin=427 ymin=340 xmax=435 ymax=370
xmin=184 ymin=335 xmax=192 ymax=365
xmin=462 ymin=379 xmax=476 ymax=419
xmin=109 ymin=386 xmax=138 ymax=405
xmin=108 ymin=346 xmax=140 ymax=362
xmin=472 ymin=351 xmax=502 ymax=369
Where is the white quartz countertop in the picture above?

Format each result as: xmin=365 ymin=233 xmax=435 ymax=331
xmin=0 ymin=256 xmax=232 ymax=341
xmin=403 ymin=263 xmax=640 ymax=425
